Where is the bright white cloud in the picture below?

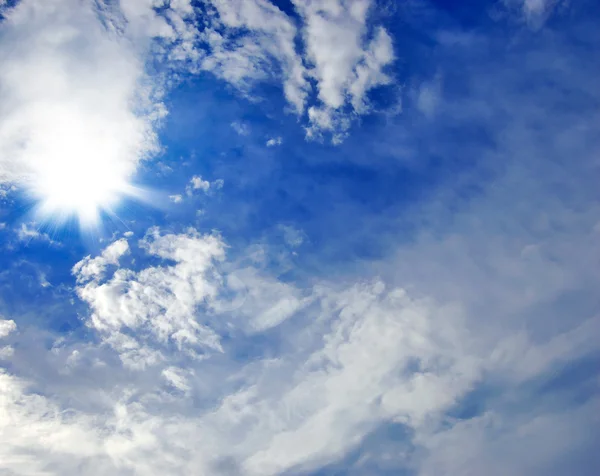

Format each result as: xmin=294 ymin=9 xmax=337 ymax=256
xmin=72 ymin=238 xmax=130 ymax=283
xmin=203 ymin=0 xmax=309 ymax=113
xmin=0 ymin=318 xmax=16 ymax=338
xmin=3 ymin=225 xmax=597 ymax=475
xmin=0 ymin=209 xmax=597 ymax=474
xmin=74 ymin=228 xmax=226 ymax=368
xmin=296 ymin=1 xmax=393 ymax=109
xmin=186 ymin=175 xmax=211 ymax=195
xmin=198 ymin=0 xmax=395 ymax=142
xmin=294 ymin=0 xmax=395 ymax=140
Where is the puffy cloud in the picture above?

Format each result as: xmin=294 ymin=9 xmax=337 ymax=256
xmin=1 ymin=241 xmax=479 ymax=475
xmin=295 ymin=0 xmax=395 ymax=139
xmin=5 ymin=232 xmax=597 ymax=475
xmin=72 ymin=238 xmax=130 ymax=283
xmin=188 ymin=175 xmax=211 ymax=194
xmin=0 ymin=318 xmax=16 ymax=338
xmin=0 ymin=213 xmax=597 ymax=474
xmin=185 ymin=175 xmax=224 ymax=197
xmin=74 ymin=228 xmax=226 ymax=368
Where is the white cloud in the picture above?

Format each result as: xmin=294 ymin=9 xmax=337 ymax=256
xmin=213 ymin=179 xmax=224 ymax=190
xmin=162 ymin=366 xmax=193 ymax=394
xmin=199 ymin=0 xmax=395 ymax=142
xmin=0 ymin=319 xmax=16 ymax=360
xmin=16 ymin=222 xmax=51 ymax=242
xmin=202 ymin=0 xmax=309 ymax=113
xmin=72 ymin=238 xmax=129 ymax=283
xmin=184 ymin=175 xmax=223 ymax=197
xmin=0 ymin=318 xmax=16 ymax=338
xmin=0 ymin=2 xmax=596 ymax=475
xmin=266 ymin=137 xmax=282 ymax=147
xmin=231 ymin=121 xmax=250 ymax=136
xmin=0 ymin=249 xmax=480 ymax=475
xmin=186 ymin=175 xmax=211 ymax=196
xmin=74 ymin=228 xmax=226 ymax=368
xmin=0 ymin=213 xmax=597 ymax=474
xmin=295 ymin=0 xmax=395 ymax=139
xmin=169 ymin=194 xmax=183 ymax=203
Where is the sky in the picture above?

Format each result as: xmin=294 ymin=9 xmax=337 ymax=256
xmin=0 ymin=0 xmax=599 ymax=474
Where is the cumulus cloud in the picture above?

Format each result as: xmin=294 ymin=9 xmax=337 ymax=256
xmin=74 ymin=228 xmax=226 ymax=368
xmin=72 ymin=238 xmax=130 ymax=283
xmin=0 ymin=318 xmax=16 ymax=338
xmin=188 ymin=175 xmax=211 ymax=194
xmin=0 ymin=234 xmax=480 ymax=474
xmin=2 ymin=224 xmax=597 ymax=474
xmin=295 ymin=1 xmax=394 ymax=140
xmin=177 ymin=176 xmax=224 ymax=198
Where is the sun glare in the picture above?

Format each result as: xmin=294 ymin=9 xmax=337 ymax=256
xmin=23 ymin=104 xmax=150 ymax=229
xmin=32 ymin=153 xmax=131 ymax=226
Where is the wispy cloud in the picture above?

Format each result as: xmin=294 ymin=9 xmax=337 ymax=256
xmin=266 ymin=137 xmax=283 ymax=147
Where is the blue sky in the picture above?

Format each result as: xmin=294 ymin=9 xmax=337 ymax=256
xmin=0 ymin=0 xmax=599 ymax=474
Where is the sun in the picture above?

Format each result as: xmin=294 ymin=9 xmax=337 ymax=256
xmin=22 ymin=106 xmax=150 ymax=228
xmin=26 ymin=133 xmax=143 ymax=228
xmin=32 ymin=154 xmax=132 ymax=226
